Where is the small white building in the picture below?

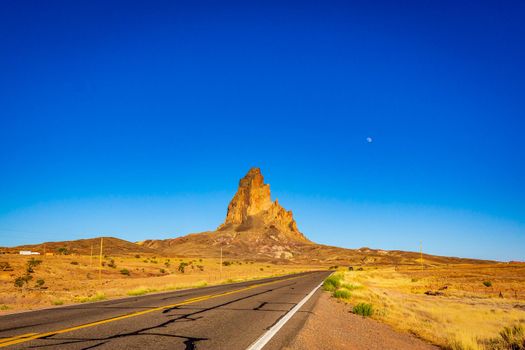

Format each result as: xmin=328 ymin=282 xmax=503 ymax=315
xmin=19 ymin=251 xmax=40 ymax=255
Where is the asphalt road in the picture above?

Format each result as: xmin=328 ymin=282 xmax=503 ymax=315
xmin=0 ymin=271 xmax=331 ymax=350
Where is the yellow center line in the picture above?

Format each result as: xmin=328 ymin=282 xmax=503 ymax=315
xmin=0 ymin=334 xmax=37 ymax=345
xmin=0 ymin=274 xmax=305 ymax=348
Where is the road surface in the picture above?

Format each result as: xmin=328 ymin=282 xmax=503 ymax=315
xmin=0 ymin=271 xmax=331 ymax=349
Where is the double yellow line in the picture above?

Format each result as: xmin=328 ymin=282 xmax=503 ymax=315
xmin=0 ymin=275 xmax=301 ymax=348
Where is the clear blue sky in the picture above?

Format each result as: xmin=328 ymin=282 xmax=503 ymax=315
xmin=1 ymin=1 xmax=523 ymax=261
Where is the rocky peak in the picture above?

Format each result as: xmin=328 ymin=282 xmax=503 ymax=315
xmin=219 ymin=167 xmax=307 ymax=241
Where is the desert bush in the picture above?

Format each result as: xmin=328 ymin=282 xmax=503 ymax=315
xmin=357 ymin=267 xmax=364 ymax=271
xmin=35 ymin=278 xmax=45 ymax=288
xmin=26 ymin=258 xmax=42 ymax=273
xmin=329 ymin=265 xmax=339 ymax=270
xmin=0 ymin=305 xmax=9 ymax=310
xmin=14 ymin=274 xmax=32 ymax=288
xmin=348 ymin=266 xmax=354 ymax=271
xmin=222 ymin=261 xmax=232 ymax=266
xmin=333 ymin=288 xmax=351 ymax=299
xmin=323 ymin=274 xmax=343 ymax=292
xmin=52 ymin=300 xmax=64 ymax=306
xmin=107 ymin=259 xmax=117 ymax=268
xmin=0 ymin=261 xmax=13 ymax=271
xmin=260 ymin=267 xmax=264 ymax=271
xmin=70 ymin=261 xmax=79 ymax=265
xmin=57 ymin=247 xmax=70 ymax=255
xmin=164 ymin=260 xmax=170 ymax=268
xmin=197 ymin=265 xmax=204 ymax=272
xmin=120 ymin=268 xmax=130 ymax=276
xmin=178 ymin=262 xmax=188 ymax=273
xmin=353 ymin=303 xmax=374 ymax=317
xmin=483 ymin=281 xmax=492 ymax=287
xmin=135 ymin=254 xmax=140 ymax=259
xmin=160 ymin=268 xmax=166 ymax=274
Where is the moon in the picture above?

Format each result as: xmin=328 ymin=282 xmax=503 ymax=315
xmin=366 ymin=137 xmax=373 ymax=143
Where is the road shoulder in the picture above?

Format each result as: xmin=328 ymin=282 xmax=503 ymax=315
xmin=285 ymin=292 xmax=439 ymax=350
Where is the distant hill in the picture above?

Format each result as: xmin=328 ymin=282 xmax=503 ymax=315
xmin=3 ymin=168 xmax=495 ymax=265
xmin=3 ymin=237 xmax=156 ymax=256
xmin=138 ymin=168 xmax=494 ymax=266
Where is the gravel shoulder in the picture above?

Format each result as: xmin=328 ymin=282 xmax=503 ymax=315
xmin=285 ymin=292 xmax=440 ymax=350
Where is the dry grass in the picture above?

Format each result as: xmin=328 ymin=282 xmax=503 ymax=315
xmin=331 ymin=263 xmax=525 ymax=350
xmin=0 ymin=254 xmax=317 ymax=312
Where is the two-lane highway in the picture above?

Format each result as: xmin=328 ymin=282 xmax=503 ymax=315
xmin=0 ymin=271 xmax=331 ymax=349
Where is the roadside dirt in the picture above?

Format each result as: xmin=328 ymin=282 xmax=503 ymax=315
xmin=286 ymin=292 xmax=440 ymax=350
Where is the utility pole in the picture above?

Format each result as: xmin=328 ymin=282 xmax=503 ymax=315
xmin=220 ymin=247 xmax=223 ymax=280
xmin=420 ymin=241 xmax=423 ymax=270
xmin=90 ymin=244 xmax=94 ymax=267
xmin=98 ymin=237 xmax=104 ymax=281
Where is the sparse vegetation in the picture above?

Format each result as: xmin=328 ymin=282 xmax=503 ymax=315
xmin=322 ymin=274 xmax=343 ymax=292
xmin=35 ymin=278 xmax=45 ymax=288
xmin=26 ymin=257 xmax=42 ymax=273
xmin=178 ymin=262 xmax=189 ymax=273
xmin=52 ymin=300 xmax=64 ymax=306
xmin=222 ymin=261 xmax=232 ymax=266
xmin=333 ymin=288 xmax=351 ymax=299
xmin=0 ymin=305 xmax=9 ymax=310
xmin=483 ymin=281 xmax=493 ymax=287
xmin=353 ymin=302 xmax=374 ymax=317
xmin=107 ymin=259 xmax=117 ymax=268
xmin=70 ymin=261 xmax=79 ymax=265
xmin=76 ymin=292 xmax=106 ymax=303
xmin=496 ymin=324 xmax=525 ymax=350
xmin=120 ymin=268 xmax=130 ymax=276
xmin=57 ymin=247 xmax=70 ymax=255
xmin=14 ymin=274 xmax=32 ymax=288
xmin=0 ymin=261 xmax=13 ymax=271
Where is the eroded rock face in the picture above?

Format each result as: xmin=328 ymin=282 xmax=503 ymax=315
xmin=219 ymin=167 xmax=307 ymax=241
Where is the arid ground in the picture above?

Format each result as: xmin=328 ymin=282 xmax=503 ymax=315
xmin=0 ymin=253 xmax=316 ymax=313
xmin=320 ymin=263 xmax=525 ymax=350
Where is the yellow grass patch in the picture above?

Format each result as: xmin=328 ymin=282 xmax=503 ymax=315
xmin=334 ymin=264 xmax=525 ymax=350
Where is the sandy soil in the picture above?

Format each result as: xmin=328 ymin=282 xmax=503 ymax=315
xmin=287 ymin=292 xmax=439 ymax=350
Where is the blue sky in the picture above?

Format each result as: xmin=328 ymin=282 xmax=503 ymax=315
xmin=1 ymin=1 xmax=523 ymax=261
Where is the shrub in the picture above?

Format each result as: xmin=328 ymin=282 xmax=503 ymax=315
xmin=35 ymin=278 xmax=45 ymax=288
xmin=353 ymin=303 xmax=373 ymax=317
xmin=135 ymin=254 xmax=141 ymax=259
xmin=120 ymin=269 xmax=130 ymax=276
xmin=14 ymin=274 xmax=32 ymax=288
xmin=178 ymin=262 xmax=188 ymax=273
xmin=483 ymin=281 xmax=492 ymax=287
xmin=197 ymin=265 xmax=204 ymax=272
xmin=57 ymin=247 xmax=70 ymax=255
xmin=0 ymin=261 xmax=13 ymax=271
xmin=52 ymin=300 xmax=64 ymax=306
xmin=0 ymin=304 xmax=9 ymax=310
xmin=164 ymin=261 xmax=170 ymax=268
xmin=348 ymin=266 xmax=354 ymax=271
xmin=160 ymin=268 xmax=166 ymax=274
xmin=323 ymin=274 xmax=343 ymax=292
xmin=70 ymin=261 xmax=79 ymax=265
xmin=357 ymin=267 xmax=364 ymax=271
xmin=26 ymin=258 xmax=42 ymax=273
xmin=107 ymin=259 xmax=117 ymax=268
xmin=333 ymin=288 xmax=351 ymax=299
xmin=222 ymin=261 xmax=232 ymax=266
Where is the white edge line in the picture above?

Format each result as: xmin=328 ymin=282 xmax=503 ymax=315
xmin=246 ymin=280 xmax=324 ymax=350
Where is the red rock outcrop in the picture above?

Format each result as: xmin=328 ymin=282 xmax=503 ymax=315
xmin=218 ymin=167 xmax=307 ymax=241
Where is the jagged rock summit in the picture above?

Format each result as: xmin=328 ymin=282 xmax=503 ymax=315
xmin=218 ymin=167 xmax=307 ymax=241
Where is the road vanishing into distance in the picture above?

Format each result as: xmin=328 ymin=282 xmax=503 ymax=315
xmin=0 ymin=271 xmax=331 ymax=350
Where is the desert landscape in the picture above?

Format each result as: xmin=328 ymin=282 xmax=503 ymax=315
xmin=1 ymin=168 xmax=523 ymax=349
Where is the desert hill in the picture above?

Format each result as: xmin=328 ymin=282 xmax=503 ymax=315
xmin=138 ymin=168 xmax=493 ymax=265
xmin=4 ymin=168 xmax=494 ymax=265
xmin=2 ymin=236 xmax=156 ymax=256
